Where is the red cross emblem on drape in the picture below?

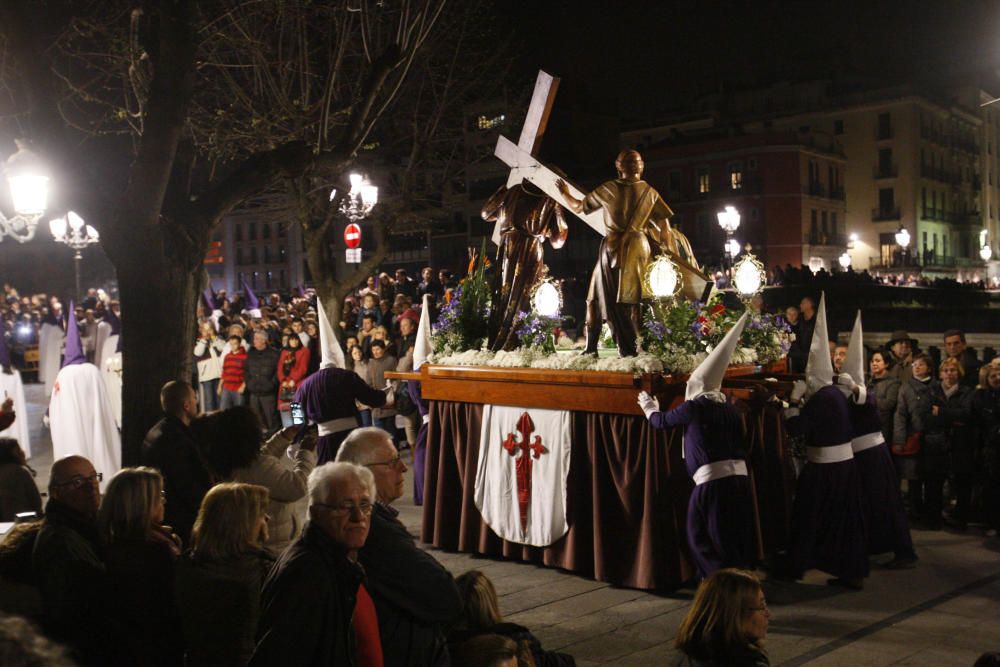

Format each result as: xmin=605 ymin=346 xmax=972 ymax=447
xmin=501 ymin=411 xmax=548 ymax=532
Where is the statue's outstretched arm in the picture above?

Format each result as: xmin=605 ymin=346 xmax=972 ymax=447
xmin=555 ymin=178 xmax=584 ymax=214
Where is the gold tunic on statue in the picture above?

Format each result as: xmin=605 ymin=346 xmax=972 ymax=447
xmin=582 ymin=179 xmax=673 ymax=304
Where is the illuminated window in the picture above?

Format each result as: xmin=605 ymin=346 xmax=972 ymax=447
xmin=729 ymin=162 xmax=743 ymax=190
xmin=476 ymin=113 xmax=506 ymax=131
xmin=697 ymin=167 xmax=710 ymax=193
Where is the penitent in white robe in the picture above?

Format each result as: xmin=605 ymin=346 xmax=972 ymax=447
xmin=93 ymin=321 xmax=113 ymax=371
xmin=38 ymin=323 xmax=64 ymax=397
xmin=0 ymin=370 xmax=31 ymax=459
xmin=49 ymin=364 xmax=121 ymax=491
xmin=102 ymin=344 xmax=123 ymax=429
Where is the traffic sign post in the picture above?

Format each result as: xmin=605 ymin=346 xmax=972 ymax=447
xmin=344 ymin=223 xmax=362 ymax=249
xmin=346 ymin=248 xmax=362 ymax=263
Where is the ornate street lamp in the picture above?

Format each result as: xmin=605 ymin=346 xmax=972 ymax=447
xmin=808 ymin=256 xmax=825 ymax=275
xmin=331 ymin=173 xmax=379 ymax=221
xmin=717 ymin=205 xmax=740 ymax=269
xmin=838 ymin=251 xmax=852 ymax=269
xmin=980 ymin=229 xmax=992 ymax=262
xmin=50 ymin=211 xmax=100 ymax=300
xmin=894 ymin=226 xmax=910 ymax=267
xmin=1 ymin=141 xmax=50 ymax=243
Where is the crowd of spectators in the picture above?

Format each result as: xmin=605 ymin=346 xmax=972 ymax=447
xmin=762 ymin=263 xmax=997 ymax=290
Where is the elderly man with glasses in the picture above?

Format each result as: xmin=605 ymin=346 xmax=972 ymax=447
xmin=337 ymin=427 xmax=462 ymax=667
xmin=251 ymin=461 xmax=381 ymax=667
xmin=32 ymin=455 xmax=112 ymax=665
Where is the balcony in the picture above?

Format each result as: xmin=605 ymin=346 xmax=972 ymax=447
xmin=806 ymin=232 xmax=848 ymax=247
xmin=919 ymin=125 xmax=948 ymax=147
xmin=873 ymin=165 xmax=898 ymax=179
xmin=920 ymin=165 xmax=959 ymax=185
xmin=876 ymin=126 xmax=893 ymax=141
xmin=872 ymin=207 xmax=901 ymax=221
xmin=803 ymin=182 xmax=827 ymax=198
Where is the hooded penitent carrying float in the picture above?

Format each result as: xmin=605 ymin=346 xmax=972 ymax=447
xmin=48 ymin=301 xmax=121 ymax=491
xmin=638 ymin=313 xmax=755 ymax=578
xmin=783 ymin=293 xmax=869 ymax=588
xmin=293 ymin=297 xmax=386 ymax=464
xmin=841 ymin=311 xmax=917 ymax=567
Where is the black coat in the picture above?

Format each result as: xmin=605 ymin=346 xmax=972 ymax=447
xmin=449 ymin=623 xmax=576 ymax=667
xmin=926 ymin=382 xmax=974 ymax=477
xmin=360 ymin=504 xmax=461 ymax=667
xmin=141 ymin=415 xmax=214 ymax=545
xmin=972 ymin=386 xmax=1000 ymax=477
xmin=250 ymin=523 xmax=364 ymax=667
xmin=175 ymin=549 xmax=274 ymax=667
xmin=244 ymin=346 xmax=280 ymax=395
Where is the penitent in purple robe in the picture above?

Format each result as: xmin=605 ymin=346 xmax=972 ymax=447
xmin=408 ymin=380 xmax=429 ymax=506
xmin=649 ymin=396 xmax=755 ymax=578
xmin=294 ymin=367 xmax=386 ymax=464
xmin=785 ymin=385 xmax=869 ymax=580
xmin=851 ymin=392 xmax=916 ymax=558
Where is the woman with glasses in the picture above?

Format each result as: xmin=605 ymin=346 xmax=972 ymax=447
xmin=99 ymin=466 xmax=183 ymax=667
xmin=668 ymin=568 xmax=770 ymax=666
xmin=175 ymin=483 xmax=273 ymax=667
xmin=194 ymin=406 xmax=316 ymax=556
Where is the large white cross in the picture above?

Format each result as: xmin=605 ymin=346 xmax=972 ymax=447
xmin=492 ymin=70 xmax=606 ymax=245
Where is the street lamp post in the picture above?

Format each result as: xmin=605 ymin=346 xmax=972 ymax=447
xmin=50 ymin=212 xmax=100 ymax=301
xmin=717 ymin=205 xmax=741 ymax=270
xmin=1 ymin=141 xmax=50 ymax=243
xmin=894 ymin=226 xmax=910 ymax=267
xmin=331 ymin=173 xmax=379 ymax=222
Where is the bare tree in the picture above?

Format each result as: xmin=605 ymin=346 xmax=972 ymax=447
xmin=0 ymin=0 xmax=447 ymax=462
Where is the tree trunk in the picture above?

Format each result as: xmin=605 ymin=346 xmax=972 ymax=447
xmin=117 ymin=255 xmax=200 ymax=465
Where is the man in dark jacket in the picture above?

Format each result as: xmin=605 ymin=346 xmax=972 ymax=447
xmin=245 ymin=331 xmax=280 ymax=432
xmin=141 ymin=380 xmax=213 ymax=544
xmin=337 ymin=427 xmax=462 ymax=666
xmin=788 ymin=296 xmax=816 ymax=373
xmin=251 ymin=462 xmax=376 ymax=667
xmin=32 ymin=456 xmax=112 ymax=665
xmin=943 ymin=329 xmax=981 ymax=389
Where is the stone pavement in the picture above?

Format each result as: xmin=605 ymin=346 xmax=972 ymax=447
xmin=19 ymin=383 xmax=1000 ymax=666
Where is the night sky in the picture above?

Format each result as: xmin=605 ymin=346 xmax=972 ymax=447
xmin=501 ymin=0 xmax=1000 ymax=173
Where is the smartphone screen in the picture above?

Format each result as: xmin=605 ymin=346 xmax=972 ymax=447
xmin=290 ymin=402 xmax=305 ymax=426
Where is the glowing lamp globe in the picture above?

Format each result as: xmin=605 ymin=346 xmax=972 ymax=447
xmin=895 ymin=227 xmax=910 ymax=248
xmin=838 ymin=251 xmax=852 ymax=269
xmin=530 ymin=278 xmax=562 ymax=318
xmin=981 ymin=245 xmax=993 ymax=261
xmin=732 ymin=253 xmax=766 ymax=298
xmin=643 ymin=255 xmax=682 ymax=299
xmin=808 ymin=256 xmax=825 ymax=275
xmin=49 ymin=216 xmax=68 ymax=238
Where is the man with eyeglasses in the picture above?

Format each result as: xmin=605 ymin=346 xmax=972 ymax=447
xmin=337 ymin=427 xmax=462 ymax=667
xmin=32 ymin=455 xmax=112 ymax=664
xmin=252 ymin=461 xmax=379 ymax=667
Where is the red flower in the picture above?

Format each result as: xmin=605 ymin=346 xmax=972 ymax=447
xmin=711 ymin=304 xmax=726 ymax=315
xmin=697 ymin=315 xmax=708 ymax=323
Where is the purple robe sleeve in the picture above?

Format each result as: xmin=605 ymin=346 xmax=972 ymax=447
xmin=649 ymin=399 xmax=696 ymax=431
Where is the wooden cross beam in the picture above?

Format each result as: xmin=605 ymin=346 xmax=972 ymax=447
xmin=492 ymin=70 xmax=606 ymax=244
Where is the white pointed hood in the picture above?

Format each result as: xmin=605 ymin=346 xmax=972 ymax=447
xmin=805 ymin=292 xmax=834 ymax=395
xmin=686 ymin=312 xmax=749 ymax=401
xmin=317 ymin=297 xmax=346 ymax=370
xmin=845 ymin=311 xmax=865 ymax=386
xmin=413 ymin=294 xmax=433 ymax=370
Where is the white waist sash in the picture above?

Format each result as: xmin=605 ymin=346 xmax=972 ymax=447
xmin=693 ymin=459 xmax=748 ymax=486
xmin=317 ymin=416 xmax=358 ymax=436
xmin=422 ymin=414 xmax=430 ymax=425
xmin=807 ymin=443 xmax=854 ymax=464
xmin=851 ymin=431 xmax=885 ymax=454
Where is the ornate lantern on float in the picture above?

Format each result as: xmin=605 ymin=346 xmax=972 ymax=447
xmin=530 ymin=271 xmax=563 ymax=318
xmin=643 ymin=254 xmax=683 ymax=300
xmin=732 ymin=245 xmax=766 ymax=302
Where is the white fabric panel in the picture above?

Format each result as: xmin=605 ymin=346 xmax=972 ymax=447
xmin=474 ymin=405 xmax=571 ymax=547
xmin=102 ymin=350 xmax=123 ymax=429
xmin=49 ymin=363 xmax=121 ymax=490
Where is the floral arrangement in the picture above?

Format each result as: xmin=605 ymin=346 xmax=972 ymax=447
xmin=432 ymin=243 xmax=492 ymax=355
xmin=430 ymin=262 xmax=791 ymax=374
xmin=513 ymin=310 xmax=560 ymax=353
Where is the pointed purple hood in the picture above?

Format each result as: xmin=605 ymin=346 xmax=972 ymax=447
xmin=61 ymin=301 xmax=86 ymax=367
xmin=202 ymin=288 xmax=216 ymax=312
xmin=241 ymin=278 xmax=260 ymax=310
